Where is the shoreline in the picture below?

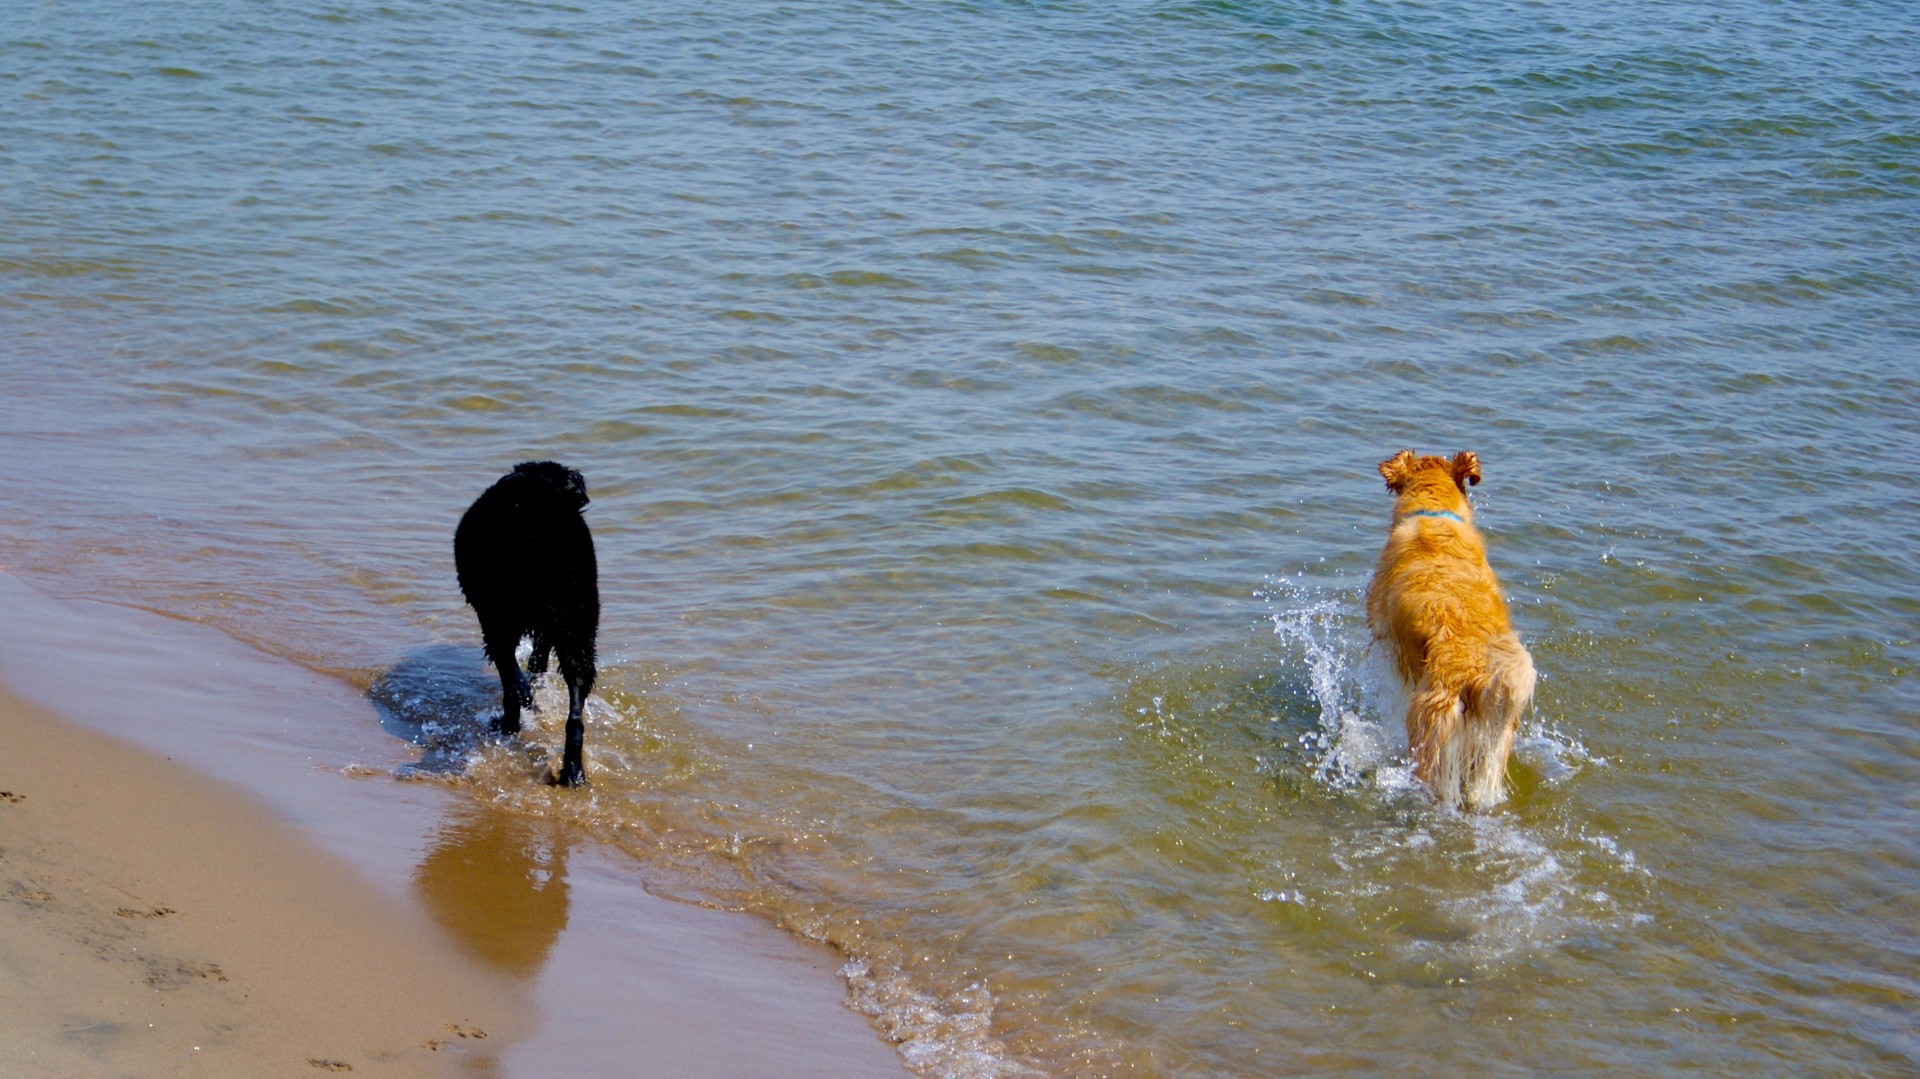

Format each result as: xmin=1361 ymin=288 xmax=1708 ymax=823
xmin=0 ymin=572 xmax=906 ymax=1078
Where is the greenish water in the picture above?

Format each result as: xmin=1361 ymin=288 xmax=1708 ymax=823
xmin=2 ymin=2 xmax=1916 ymax=1074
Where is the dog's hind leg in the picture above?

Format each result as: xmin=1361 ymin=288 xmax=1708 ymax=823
xmin=1460 ymin=713 xmax=1517 ymax=810
xmin=1461 ymin=646 xmax=1537 ymax=808
xmin=527 ymin=630 xmax=552 ymax=676
xmin=480 ymin=620 xmax=532 ymax=736
xmin=550 ymin=645 xmax=596 ymax=787
xmin=1407 ymin=681 xmax=1467 ymax=809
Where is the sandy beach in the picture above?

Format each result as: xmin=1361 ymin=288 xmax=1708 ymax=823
xmin=0 ymin=573 xmax=906 ymax=1078
xmin=0 ymin=687 xmax=522 ymax=1076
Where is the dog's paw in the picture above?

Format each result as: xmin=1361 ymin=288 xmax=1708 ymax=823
xmin=547 ymin=762 xmax=588 ymax=788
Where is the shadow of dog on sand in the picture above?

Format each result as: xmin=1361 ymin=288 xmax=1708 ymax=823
xmin=369 ymin=644 xmax=552 ymax=779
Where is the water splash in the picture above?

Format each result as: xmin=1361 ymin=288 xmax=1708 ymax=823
xmin=1258 ymin=575 xmax=1408 ymax=791
xmin=1256 ymin=575 xmax=1648 ymax=971
xmin=1258 ymin=575 xmax=1602 ymax=802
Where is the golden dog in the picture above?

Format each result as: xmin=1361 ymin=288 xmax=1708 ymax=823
xmin=1366 ymin=450 xmax=1536 ymax=809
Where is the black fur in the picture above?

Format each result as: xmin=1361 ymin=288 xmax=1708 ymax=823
xmin=454 ymin=461 xmax=599 ymax=786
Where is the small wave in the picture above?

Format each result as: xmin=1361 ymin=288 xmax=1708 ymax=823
xmin=839 ymin=960 xmax=1042 ymax=1079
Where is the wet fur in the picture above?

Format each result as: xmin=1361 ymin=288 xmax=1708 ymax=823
xmin=454 ymin=461 xmax=599 ymax=787
xmin=1365 ymin=450 xmax=1535 ymax=809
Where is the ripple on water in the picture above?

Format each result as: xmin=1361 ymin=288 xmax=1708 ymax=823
xmin=3 ymin=0 xmax=1916 ymax=1073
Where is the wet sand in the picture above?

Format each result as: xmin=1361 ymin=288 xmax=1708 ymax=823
xmin=0 ymin=573 xmax=906 ymax=1078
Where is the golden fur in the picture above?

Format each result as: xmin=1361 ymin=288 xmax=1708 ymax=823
xmin=1365 ymin=450 xmax=1535 ymax=809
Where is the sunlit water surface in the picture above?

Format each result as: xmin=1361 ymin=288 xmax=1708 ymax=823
xmin=3 ymin=1 xmax=1916 ymax=1074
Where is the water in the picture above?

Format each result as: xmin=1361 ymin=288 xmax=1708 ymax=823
xmin=3 ymin=1 xmax=1917 ymax=1073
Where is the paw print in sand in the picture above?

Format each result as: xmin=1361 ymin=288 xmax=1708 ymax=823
xmin=422 ymin=1023 xmax=487 ymax=1051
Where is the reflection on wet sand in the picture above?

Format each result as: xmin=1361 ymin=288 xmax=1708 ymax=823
xmin=414 ymin=801 xmax=571 ymax=977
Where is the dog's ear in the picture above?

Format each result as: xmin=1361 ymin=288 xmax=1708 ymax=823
xmin=1378 ymin=450 xmax=1417 ymax=493
xmin=564 ymin=467 xmax=590 ymax=509
xmin=1451 ymin=451 xmax=1482 ymax=489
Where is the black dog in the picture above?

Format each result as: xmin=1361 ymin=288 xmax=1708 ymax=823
xmin=454 ymin=461 xmax=599 ymax=786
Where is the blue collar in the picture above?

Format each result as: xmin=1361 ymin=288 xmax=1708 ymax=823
xmin=1404 ymin=509 xmax=1465 ymax=523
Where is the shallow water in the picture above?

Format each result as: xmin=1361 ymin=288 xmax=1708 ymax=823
xmin=3 ymin=1 xmax=1917 ymax=1074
